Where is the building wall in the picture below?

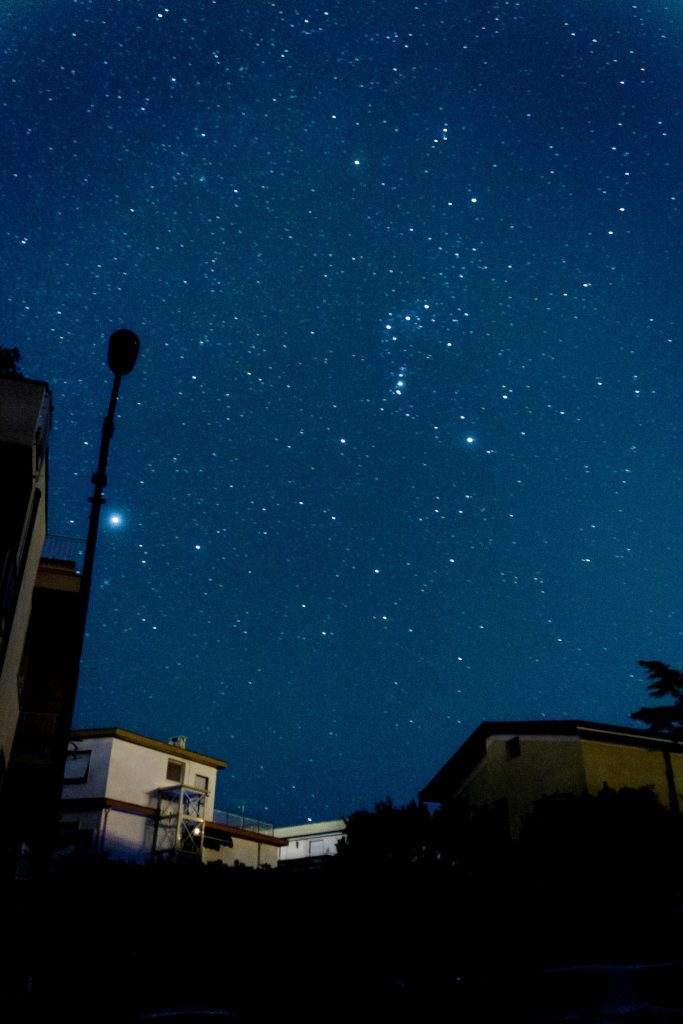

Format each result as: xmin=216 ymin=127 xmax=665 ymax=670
xmin=275 ymin=820 xmax=345 ymax=862
xmin=0 ymin=504 xmax=45 ymax=763
xmin=107 ymin=736 xmax=219 ymax=818
xmin=203 ymin=835 xmax=279 ymax=869
xmin=98 ymin=806 xmax=156 ymax=862
xmin=59 ymin=806 xmax=155 ymax=863
xmin=0 ymin=379 xmax=51 ymax=778
xmin=55 ymin=808 xmax=103 ymax=859
xmin=459 ymin=734 xmax=587 ymax=838
xmin=580 ymin=737 xmax=683 ymax=811
xmin=5 ymin=558 xmax=84 ymax=869
xmin=430 ymin=727 xmax=683 ymax=840
xmin=64 ymin=734 xmax=219 ymax=819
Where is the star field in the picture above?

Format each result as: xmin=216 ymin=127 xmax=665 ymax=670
xmin=2 ymin=0 xmax=681 ymax=824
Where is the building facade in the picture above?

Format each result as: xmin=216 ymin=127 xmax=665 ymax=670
xmin=60 ymin=727 xmax=286 ymax=867
xmin=274 ymin=819 xmax=345 ymax=867
xmin=420 ymin=719 xmax=683 ymax=839
xmin=0 ymin=377 xmax=52 ymax=784
xmin=3 ymin=547 xmax=83 ymax=873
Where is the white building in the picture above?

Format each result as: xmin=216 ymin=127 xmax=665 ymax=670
xmin=60 ymin=727 xmax=225 ymax=862
xmin=274 ymin=820 xmax=345 ymax=866
xmin=60 ymin=727 xmax=286 ymax=867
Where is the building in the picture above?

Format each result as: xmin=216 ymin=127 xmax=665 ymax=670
xmin=59 ymin=727 xmax=286 ymax=867
xmin=3 ymin=542 xmax=83 ymax=873
xmin=0 ymin=378 xmax=84 ymax=873
xmin=274 ymin=819 xmax=345 ymax=868
xmin=419 ymin=719 xmax=683 ymax=839
xmin=0 ymin=377 xmax=52 ymax=785
xmin=204 ymin=810 xmax=286 ymax=869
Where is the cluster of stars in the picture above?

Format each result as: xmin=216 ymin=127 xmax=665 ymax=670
xmin=4 ymin=0 xmax=679 ymax=825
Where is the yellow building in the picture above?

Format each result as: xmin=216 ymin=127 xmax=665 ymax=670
xmin=419 ymin=720 xmax=683 ymax=839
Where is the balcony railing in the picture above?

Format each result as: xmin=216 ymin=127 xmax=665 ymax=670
xmin=41 ymin=535 xmax=85 ymax=573
xmin=211 ymin=809 xmax=274 ymax=835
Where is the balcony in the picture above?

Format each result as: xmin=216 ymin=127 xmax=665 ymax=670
xmin=41 ymin=535 xmax=85 ymax=573
xmin=211 ymin=809 xmax=274 ymax=835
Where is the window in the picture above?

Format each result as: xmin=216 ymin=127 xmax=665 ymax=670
xmin=195 ymin=774 xmax=209 ymax=792
xmin=64 ymin=750 xmax=91 ymax=782
xmin=166 ymin=759 xmax=184 ymax=783
xmin=310 ymin=840 xmax=325 ymax=857
xmin=506 ymin=736 xmax=521 ymax=759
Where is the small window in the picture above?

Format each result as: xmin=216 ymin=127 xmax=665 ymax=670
xmin=506 ymin=736 xmax=521 ymax=759
xmin=310 ymin=840 xmax=324 ymax=857
xmin=64 ymin=750 xmax=91 ymax=782
xmin=167 ymin=759 xmax=184 ymax=783
xmin=195 ymin=774 xmax=209 ymax=792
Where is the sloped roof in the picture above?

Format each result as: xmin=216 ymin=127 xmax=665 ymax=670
xmin=71 ymin=727 xmax=227 ymax=769
xmin=419 ymin=719 xmax=674 ymax=803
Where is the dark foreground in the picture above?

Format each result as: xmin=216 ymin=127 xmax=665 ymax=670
xmin=3 ymin=857 xmax=683 ymax=1024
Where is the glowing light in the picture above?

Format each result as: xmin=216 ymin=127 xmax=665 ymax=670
xmin=109 ymin=514 xmax=123 ymax=526
xmin=466 ymin=436 xmax=475 ymax=444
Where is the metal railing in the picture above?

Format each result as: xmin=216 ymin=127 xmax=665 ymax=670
xmin=41 ymin=535 xmax=85 ymax=572
xmin=211 ymin=809 xmax=274 ymax=835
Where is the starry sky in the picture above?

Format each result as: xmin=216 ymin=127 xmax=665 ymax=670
xmin=3 ymin=0 xmax=681 ymax=825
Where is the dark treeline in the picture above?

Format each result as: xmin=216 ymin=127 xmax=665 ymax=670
xmin=4 ymin=785 xmax=683 ymax=1023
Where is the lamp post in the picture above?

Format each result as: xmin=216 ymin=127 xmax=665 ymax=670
xmin=78 ymin=328 xmax=140 ymax=652
xmin=43 ymin=330 xmax=139 ymax=873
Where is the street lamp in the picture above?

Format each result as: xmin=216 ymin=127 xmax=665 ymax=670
xmin=45 ymin=330 xmax=139 ymax=872
xmin=78 ymin=328 xmax=140 ymax=648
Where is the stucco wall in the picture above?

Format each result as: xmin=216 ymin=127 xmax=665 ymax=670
xmin=0 ymin=449 xmax=47 ymax=764
xmin=107 ymin=737 xmax=218 ymax=818
xmin=581 ymin=738 xmax=683 ymax=810
xmin=203 ymin=836 xmax=279 ymax=869
xmin=63 ymin=735 xmax=115 ymax=800
xmin=460 ymin=734 xmax=587 ymax=837
xmin=63 ymin=734 xmax=218 ymax=819
xmin=275 ymin=821 xmax=345 ymax=861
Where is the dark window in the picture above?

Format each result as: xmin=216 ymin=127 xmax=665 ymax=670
xmin=506 ymin=736 xmax=521 ymax=759
xmin=64 ymin=750 xmax=91 ymax=782
xmin=167 ymin=759 xmax=184 ymax=783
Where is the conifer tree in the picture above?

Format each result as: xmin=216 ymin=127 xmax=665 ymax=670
xmin=630 ymin=660 xmax=683 ymax=738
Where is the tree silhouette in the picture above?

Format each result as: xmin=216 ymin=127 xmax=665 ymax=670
xmin=0 ymin=346 xmax=23 ymax=378
xmin=335 ymin=797 xmax=435 ymax=870
xmin=630 ymin=660 xmax=683 ymax=738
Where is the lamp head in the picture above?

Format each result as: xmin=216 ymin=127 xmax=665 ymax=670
xmin=108 ymin=329 xmax=140 ymax=376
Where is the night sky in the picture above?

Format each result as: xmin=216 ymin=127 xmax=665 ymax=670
xmin=3 ymin=0 xmax=681 ymax=825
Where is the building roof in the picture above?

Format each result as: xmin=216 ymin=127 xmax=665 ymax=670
xmin=70 ymin=727 xmax=228 ymax=769
xmin=0 ymin=376 xmax=51 ymax=446
xmin=419 ymin=719 xmax=675 ymax=803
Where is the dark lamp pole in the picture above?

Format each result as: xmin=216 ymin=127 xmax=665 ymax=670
xmin=48 ymin=329 xmax=139 ymax=872
xmin=78 ymin=329 xmax=140 ymax=654
xmin=107 ymin=328 xmax=140 ymax=376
